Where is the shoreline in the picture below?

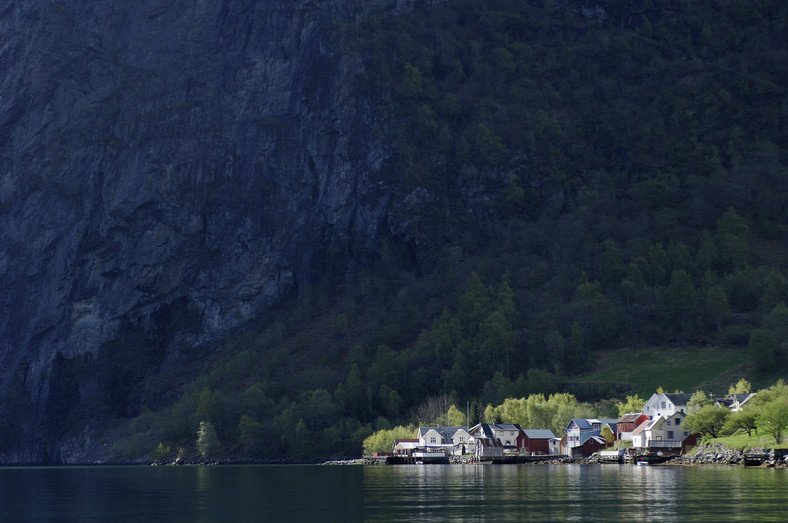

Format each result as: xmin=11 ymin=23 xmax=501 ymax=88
xmin=4 ymin=442 xmax=788 ymax=468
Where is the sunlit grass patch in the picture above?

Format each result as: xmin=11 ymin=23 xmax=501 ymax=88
xmin=572 ymin=347 xmax=746 ymax=397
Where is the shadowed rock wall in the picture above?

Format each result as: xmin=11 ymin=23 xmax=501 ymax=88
xmin=0 ymin=0 xmax=402 ymax=457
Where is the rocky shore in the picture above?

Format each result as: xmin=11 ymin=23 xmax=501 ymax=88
xmin=666 ymin=443 xmax=788 ymax=467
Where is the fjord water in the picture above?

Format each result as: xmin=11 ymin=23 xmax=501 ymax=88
xmin=0 ymin=464 xmax=786 ymax=521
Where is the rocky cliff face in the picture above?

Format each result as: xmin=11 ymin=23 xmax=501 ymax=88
xmin=0 ymin=0 xmax=410 ymax=459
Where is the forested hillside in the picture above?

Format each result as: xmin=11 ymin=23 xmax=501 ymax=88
xmin=106 ymin=0 xmax=788 ymax=461
xmin=3 ymin=0 xmax=787 ymax=462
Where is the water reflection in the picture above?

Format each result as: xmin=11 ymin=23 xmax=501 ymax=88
xmin=362 ymin=464 xmax=788 ymax=522
xmin=0 ymin=464 xmax=786 ymax=521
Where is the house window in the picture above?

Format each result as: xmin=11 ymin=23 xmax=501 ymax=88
xmin=661 ymin=401 xmax=666 ymax=409
xmin=667 ymin=420 xmax=671 ymax=426
xmin=430 ymin=437 xmax=436 ymax=444
xmin=593 ymin=424 xmax=600 ymax=430
xmin=675 ymin=418 xmax=681 ymax=425
xmin=667 ymin=431 xmax=675 ymax=439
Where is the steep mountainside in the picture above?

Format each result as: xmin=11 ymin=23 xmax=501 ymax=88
xmin=1 ymin=0 xmax=787 ymax=463
xmin=0 ymin=1 xmax=425 ymax=461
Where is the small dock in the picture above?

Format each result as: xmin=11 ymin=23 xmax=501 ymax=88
xmin=743 ymin=449 xmax=788 ymax=467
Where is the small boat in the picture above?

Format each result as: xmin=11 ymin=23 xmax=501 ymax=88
xmin=636 ymin=459 xmax=649 ymax=466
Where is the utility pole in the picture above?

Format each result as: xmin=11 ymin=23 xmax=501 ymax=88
xmin=466 ymin=401 xmax=469 ymax=430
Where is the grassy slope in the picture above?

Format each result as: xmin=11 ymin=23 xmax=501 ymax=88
xmin=572 ymin=347 xmax=750 ymax=397
xmin=710 ymin=432 xmax=788 ymax=451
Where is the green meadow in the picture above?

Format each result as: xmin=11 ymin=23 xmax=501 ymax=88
xmin=708 ymin=432 xmax=788 ymax=450
xmin=573 ymin=347 xmax=748 ymax=397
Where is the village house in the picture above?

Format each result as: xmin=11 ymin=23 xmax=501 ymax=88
xmin=521 ymin=429 xmax=558 ymax=455
xmin=616 ymin=412 xmax=650 ymax=441
xmin=642 ymin=392 xmax=693 ymax=420
xmin=548 ymin=436 xmax=561 ymax=456
xmin=393 ymin=438 xmax=419 ymax=456
xmin=470 ymin=423 xmax=524 ymax=455
xmin=561 ymin=418 xmax=617 ymax=457
xmin=716 ymin=392 xmax=756 ymax=412
xmin=473 ymin=437 xmax=503 ymax=460
xmin=631 ymin=411 xmax=698 ymax=454
xmin=417 ymin=426 xmax=472 ymax=455
xmin=579 ymin=436 xmax=609 ymax=457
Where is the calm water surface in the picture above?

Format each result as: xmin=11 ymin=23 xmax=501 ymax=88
xmin=0 ymin=464 xmax=786 ymax=521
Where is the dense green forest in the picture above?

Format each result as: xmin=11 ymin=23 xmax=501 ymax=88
xmin=106 ymin=0 xmax=788 ymax=460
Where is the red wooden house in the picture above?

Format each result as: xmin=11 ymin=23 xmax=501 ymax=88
xmin=521 ymin=429 xmax=558 ymax=455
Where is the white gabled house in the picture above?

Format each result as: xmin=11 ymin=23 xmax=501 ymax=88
xmin=417 ymin=426 xmax=472 ymax=455
xmin=632 ymin=411 xmax=698 ymax=454
xmin=469 ymin=423 xmax=524 ymax=454
xmin=642 ymin=392 xmax=693 ymax=420
xmin=393 ymin=439 xmax=419 ymax=456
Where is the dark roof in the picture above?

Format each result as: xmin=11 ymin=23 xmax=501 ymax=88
xmin=664 ymin=393 xmax=693 ymax=406
xmin=728 ymin=393 xmax=754 ymax=403
xmin=523 ymin=429 xmax=557 ymax=439
xmin=490 ymin=423 xmax=522 ymax=432
xmin=570 ymin=418 xmax=617 ymax=431
xmin=570 ymin=419 xmax=592 ymax=430
xmin=419 ymin=426 xmax=469 ymax=443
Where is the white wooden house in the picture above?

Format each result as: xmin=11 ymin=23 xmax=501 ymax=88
xmin=417 ymin=426 xmax=472 ymax=455
xmin=642 ymin=392 xmax=693 ymax=420
xmin=632 ymin=411 xmax=697 ymax=453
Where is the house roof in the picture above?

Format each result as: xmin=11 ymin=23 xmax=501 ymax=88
xmin=418 ymin=426 xmax=469 ymax=442
xmin=394 ymin=441 xmax=420 ymax=449
xmin=727 ymin=393 xmax=756 ymax=406
xmin=569 ymin=418 xmax=618 ymax=431
xmin=664 ymin=393 xmax=693 ymax=406
xmin=523 ymin=429 xmax=557 ymax=439
xmin=470 ymin=423 xmax=522 ymax=438
xmin=490 ymin=423 xmax=522 ymax=432
xmin=584 ymin=436 xmax=606 ymax=446
xmin=476 ymin=437 xmax=503 ymax=448
xmin=618 ymin=412 xmax=645 ymax=423
xmin=569 ymin=418 xmax=592 ymax=430
xmin=631 ymin=419 xmax=650 ymax=436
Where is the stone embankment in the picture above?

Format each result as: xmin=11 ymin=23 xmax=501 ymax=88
xmin=666 ymin=443 xmax=788 ymax=467
xmin=323 ymin=458 xmax=386 ymax=465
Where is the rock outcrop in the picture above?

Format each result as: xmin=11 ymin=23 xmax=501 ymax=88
xmin=0 ymin=0 xmax=419 ymax=461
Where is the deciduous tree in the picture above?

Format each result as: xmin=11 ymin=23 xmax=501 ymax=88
xmin=616 ymin=395 xmax=645 ymax=417
xmin=196 ymin=421 xmax=219 ymax=458
xmin=728 ymin=379 xmax=752 ymax=395
xmin=684 ymin=405 xmax=729 ymax=438
xmin=723 ymin=409 xmax=758 ymax=437
xmin=756 ymin=400 xmax=788 ymax=444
